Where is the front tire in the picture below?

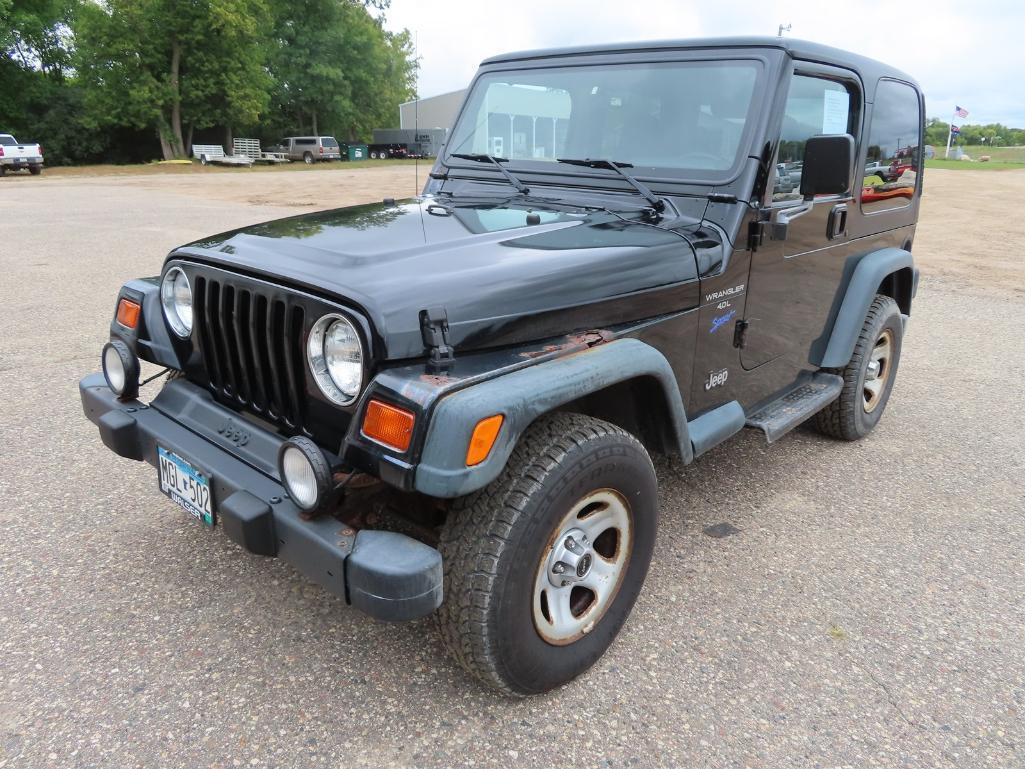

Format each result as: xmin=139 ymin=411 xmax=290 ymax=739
xmin=436 ymin=413 xmax=658 ymax=696
xmin=815 ymin=294 xmax=903 ymax=440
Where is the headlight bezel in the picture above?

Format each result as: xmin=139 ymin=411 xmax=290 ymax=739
xmin=160 ymin=265 xmax=193 ymax=338
xmin=306 ymin=312 xmax=365 ymax=407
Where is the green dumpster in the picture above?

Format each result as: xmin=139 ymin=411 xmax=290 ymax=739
xmin=347 ymin=144 xmax=368 ymax=161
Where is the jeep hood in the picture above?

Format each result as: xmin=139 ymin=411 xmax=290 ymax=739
xmin=174 ymin=196 xmax=709 ymax=360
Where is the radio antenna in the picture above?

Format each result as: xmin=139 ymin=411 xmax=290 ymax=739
xmin=414 ymin=31 xmax=419 ymax=196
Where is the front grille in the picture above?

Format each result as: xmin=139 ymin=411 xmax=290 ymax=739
xmin=193 ymin=275 xmax=307 ymax=430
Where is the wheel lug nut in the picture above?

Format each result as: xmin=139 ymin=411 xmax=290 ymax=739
xmin=564 ymin=536 xmax=575 ymax=548
xmin=552 ymin=563 xmax=565 ymax=574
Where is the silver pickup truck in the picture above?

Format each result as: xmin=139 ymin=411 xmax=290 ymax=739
xmin=266 ymin=136 xmax=341 ymax=163
xmin=0 ymin=134 xmax=43 ymax=176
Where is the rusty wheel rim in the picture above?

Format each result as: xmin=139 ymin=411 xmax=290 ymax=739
xmin=863 ymin=328 xmax=894 ymax=413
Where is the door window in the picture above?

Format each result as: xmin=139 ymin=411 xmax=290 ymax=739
xmin=861 ymin=80 xmax=921 ymax=213
xmin=772 ymin=74 xmax=858 ymax=202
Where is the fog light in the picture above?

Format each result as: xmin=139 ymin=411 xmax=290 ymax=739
xmin=278 ymin=436 xmax=332 ymax=512
xmin=102 ymin=340 xmax=139 ymax=400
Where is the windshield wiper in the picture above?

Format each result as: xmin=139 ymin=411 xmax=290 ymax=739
xmin=449 ymin=153 xmax=529 ymax=195
xmin=555 ymin=158 xmax=665 ymax=213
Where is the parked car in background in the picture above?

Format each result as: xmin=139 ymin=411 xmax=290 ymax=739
xmin=864 ymin=159 xmax=891 ymax=181
xmin=773 ymin=163 xmax=795 ymax=194
xmin=267 ymin=136 xmax=341 ymax=163
xmin=783 ymin=160 xmax=803 ymax=188
xmin=0 ymin=133 xmax=43 ymax=176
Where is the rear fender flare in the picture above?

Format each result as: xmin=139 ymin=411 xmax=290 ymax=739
xmin=819 ymin=247 xmax=916 ymax=368
xmin=414 ymin=338 xmax=691 ymax=499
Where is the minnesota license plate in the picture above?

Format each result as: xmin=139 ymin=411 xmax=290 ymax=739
xmin=158 ymin=446 xmax=215 ymax=526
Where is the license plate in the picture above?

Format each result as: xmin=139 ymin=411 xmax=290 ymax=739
xmin=158 ymin=447 xmax=215 ymax=526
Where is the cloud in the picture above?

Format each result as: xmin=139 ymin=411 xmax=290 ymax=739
xmin=382 ymin=0 xmax=1025 ymax=126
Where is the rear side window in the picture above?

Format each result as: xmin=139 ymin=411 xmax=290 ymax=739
xmin=862 ymin=80 xmax=921 ymax=213
xmin=296 ymin=138 xmax=316 ymax=146
xmin=772 ymin=74 xmax=858 ymax=202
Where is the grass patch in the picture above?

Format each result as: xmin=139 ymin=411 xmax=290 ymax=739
xmin=39 ymin=158 xmax=420 ymax=178
xmin=926 ymin=158 xmax=1025 ymax=171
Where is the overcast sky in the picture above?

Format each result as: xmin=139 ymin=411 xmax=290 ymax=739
xmin=382 ymin=0 xmax=1025 ymax=127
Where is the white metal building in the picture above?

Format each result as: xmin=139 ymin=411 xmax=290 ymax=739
xmin=399 ymin=89 xmax=467 ymax=131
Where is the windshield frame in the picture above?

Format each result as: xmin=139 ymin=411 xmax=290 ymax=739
xmin=443 ymin=50 xmax=771 ymax=189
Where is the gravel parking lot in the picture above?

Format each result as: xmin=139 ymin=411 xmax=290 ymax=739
xmin=1 ymin=166 xmax=1023 ymax=768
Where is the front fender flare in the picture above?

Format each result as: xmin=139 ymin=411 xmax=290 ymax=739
xmin=414 ymin=338 xmax=691 ymax=498
xmin=819 ymin=247 xmax=915 ymax=368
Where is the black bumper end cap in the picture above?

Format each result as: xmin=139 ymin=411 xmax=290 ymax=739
xmin=346 ymin=530 xmax=443 ymax=622
xmin=220 ymin=491 xmax=277 ymax=556
xmin=98 ymin=409 xmax=144 ymax=461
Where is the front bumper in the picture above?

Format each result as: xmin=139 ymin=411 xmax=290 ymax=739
xmin=79 ymin=373 xmax=443 ymax=621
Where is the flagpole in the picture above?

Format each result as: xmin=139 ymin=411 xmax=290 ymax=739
xmin=945 ymin=108 xmax=955 ymax=159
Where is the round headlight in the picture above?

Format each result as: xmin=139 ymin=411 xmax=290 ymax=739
xmin=307 ymin=314 xmax=363 ymax=405
xmin=278 ymin=437 xmax=332 ymax=512
xmin=161 ymin=266 xmax=193 ymax=337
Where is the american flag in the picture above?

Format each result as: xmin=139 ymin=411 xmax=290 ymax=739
xmin=950 ymin=124 xmax=961 ymax=135
xmin=955 ymin=105 xmax=969 ymax=118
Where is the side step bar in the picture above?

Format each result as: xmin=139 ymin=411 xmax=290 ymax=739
xmin=745 ymin=373 xmax=844 ymax=443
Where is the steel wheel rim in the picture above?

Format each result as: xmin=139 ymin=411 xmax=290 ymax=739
xmin=532 ymin=489 xmax=632 ymax=645
xmin=863 ymin=328 xmax=894 ymax=413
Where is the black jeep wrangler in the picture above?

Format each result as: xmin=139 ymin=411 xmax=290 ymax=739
xmin=81 ymin=37 xmax=922 ymax=696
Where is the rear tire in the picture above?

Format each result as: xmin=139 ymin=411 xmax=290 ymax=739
xmin=436 ymin=413 xmax=658 ymax=696
xmin=29 ymin=165 xmax=41 ymax=175
xmin=303 ymin=152 xmax=313 ymax=164
xmin=814 ymin=294 xmax=903 ymax=441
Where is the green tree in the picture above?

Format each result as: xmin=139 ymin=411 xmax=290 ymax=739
xmin=75 ymin=0 xmax=272 ymax=159
xmin=267 ymin=0 xmax=414 ymax=141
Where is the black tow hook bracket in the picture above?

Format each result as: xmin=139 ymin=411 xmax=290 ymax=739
xmin=419 ymin=306 xmax=455 ymax=371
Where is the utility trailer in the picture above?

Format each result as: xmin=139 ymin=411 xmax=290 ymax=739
xmin=233 ymin=138 xmax=290 ymax=164
xmin=191 ymin=144 xmax=254 ymax=167
xmin=368 ymin=128 xmax=447 ymax=159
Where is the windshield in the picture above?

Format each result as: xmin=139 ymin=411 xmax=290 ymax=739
xmin=447 ymin=60 xmax=761 ymax=179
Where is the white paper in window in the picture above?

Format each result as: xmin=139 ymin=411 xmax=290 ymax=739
xmin=822 ymin=90 xmax=849 ymax=134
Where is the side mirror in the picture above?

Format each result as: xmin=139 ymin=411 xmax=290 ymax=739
xmin=800 ymin=134 xmax=855 ymax=199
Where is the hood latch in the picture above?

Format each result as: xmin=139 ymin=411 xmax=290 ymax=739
xmin=419 ymin=307 xmax=455 ymax=371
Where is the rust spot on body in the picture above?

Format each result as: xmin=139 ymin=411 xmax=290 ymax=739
xmin=419 ymin=373 xmax=457 ymax=386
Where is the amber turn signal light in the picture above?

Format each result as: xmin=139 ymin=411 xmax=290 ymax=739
xmin=466 ymin=414 xmax=504 ymax=467
xmin=362 ymin=400 xmax=415 ymax=452
xmin=116 ymin=298 xmax=141 ymax=329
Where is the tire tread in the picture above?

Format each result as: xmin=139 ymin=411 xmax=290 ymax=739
xmin=435 ymin=412 xmax=647 ymax=695
xmin=814 ymin=294 xmax=900 ymax=440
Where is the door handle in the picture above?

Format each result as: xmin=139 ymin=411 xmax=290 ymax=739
xmin=827 ymin=204 xmax=848 ymax=240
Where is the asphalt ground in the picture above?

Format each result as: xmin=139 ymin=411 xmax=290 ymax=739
xmin=1 ymin=167 xmax=1023 ymax=768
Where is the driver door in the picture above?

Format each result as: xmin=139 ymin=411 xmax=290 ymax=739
xmin=741 ymin=65 xmax=862 ymax=372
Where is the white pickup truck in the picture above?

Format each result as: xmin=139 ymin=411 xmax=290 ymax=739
xmin=0 ymin=134 xmax=43 ymax=176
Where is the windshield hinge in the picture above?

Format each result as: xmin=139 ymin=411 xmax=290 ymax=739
xmin=420 ymin=307 xmax=455 ymax=371
xmin=747 ymin=219 xmax=765 ymax=252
